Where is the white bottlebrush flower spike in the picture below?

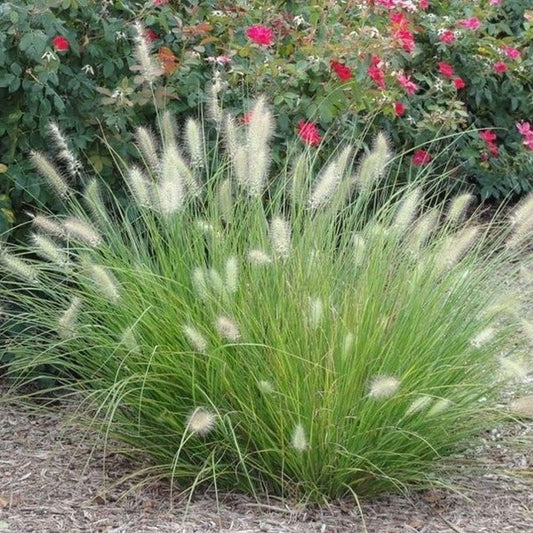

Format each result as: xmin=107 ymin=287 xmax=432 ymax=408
xmin=393 ymin=187 xmax=421 ymax=234
xmin=47 ymin=122 xmax=82 ymax=179
xmin=192 ymin=267 xmax=209 ymax=301
xmin=30 ymin=150 xmax=70 ymax=198
xmin=257 ymin=380 xmax=275 ymax=394
xmin=183 ymin=325 xmax=208 ymax=353
xmin=31 ymin=233 xmax=70 ymax=267
xmin=87 ymin=263 xmax=120 ymax=303
xmin=186 ymin=407 xmax=216 ymax=436
xmin=30 ymin=213 xmax=65 ymax=238
xmin=215 ymin=315 xmax=241 ymax=341
xmin=58 ymin=296 xmax=82 ymax=339
xmin=225 ymin=257 xmax=239 ymax=294
xmin=185 ymin=118 xmax=205 ymax=168
xmin=270 ymin=216 xmax=291 ymax=260
xmin=135 ymin=126 xmax=160 ymax=172
xmin=342 ymin=332 xmax=355 ymax=357
xmin=247 ymin=249 xmax=273 ymax=265
xmin=470 ymin=327 xmax=496 ymax=348
xmin=369 ymin=376 xmax=400 ymax=399
xmin=0 ymin=251 xmax=39 ymax=282
xmin=63 ymin=218 xmax=102 ymax=247
xmin=133 ymin=21 xmax=163 ymax=85
xmin=127 ymin=166 xmax=153 ymax=208
xmin=447 ymin=193 xmax=474 ymax=224
xmin=308 ymin=160 xmax=340 ymax=209
xmin=435 ymin=226 xmax=480 ymax=272
xmin=427 ymin=398 xmax=452 ymax=417
xmin=405 ymin=395 xmax=433 ymax=416
xmin=291 ymin=423 xmax=308 ymax=452
xmin=307 ymin=297 xmax=324 ymax=329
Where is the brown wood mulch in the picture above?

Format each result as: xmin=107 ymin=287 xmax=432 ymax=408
xmin=0 ymin=386 xmax=531 ymax=533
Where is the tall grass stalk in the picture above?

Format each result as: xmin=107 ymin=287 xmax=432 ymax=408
xmin=1 ymin=101 xmax=531 ymax=503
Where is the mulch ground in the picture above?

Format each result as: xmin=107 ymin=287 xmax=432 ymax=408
xmin=0 ymin=386 xmax=531 ymax=533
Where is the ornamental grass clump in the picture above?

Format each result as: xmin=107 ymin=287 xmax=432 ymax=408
xmin=1 ymin=95 xmax=531 ymax=503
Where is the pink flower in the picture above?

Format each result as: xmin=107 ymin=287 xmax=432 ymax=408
xmin=420 ymin=1 xmax=430 ymax=9
xmin=439 ymin=30 xmax=456 ymax=44
xmin=52 ymin=35 xmax=69 ymax=52
xmin=153 ymin=0 xmax=169 ymax=6
xmin=297 ymin=121 xmax=322 ymax=147
xmin=394 ymin=101 xmax=406 ymax=116
xmin=501 ymin=45 xmax=520 ymax=60
xmin=412 ymin=149 xmax=432 ymax=166
xmin=516 ymin=121 xmax=533 ymax=151
xmin=437 ymin=61 xmax=454 ymax=78
xmin=490 ymin=0 xmax=502 ymax=4
xmin=390 ymin=12 xmax=409 ymax=30
xmin=493 ymin=61 xmax=507 ymax=74
xmin=330 ymin=60 xmax=353 ymax=81
xmin=397 ymin=73 xmax=419 ymax=94
xmin=453 ymin=77 xmax=466 ymax=89
xmin=246 ymin=24 xmax=274 ymax=46
xmin=459 ymin=17 xmax=482 ymax=30
xmin=394 ymin=29 xmax=416 ymax=53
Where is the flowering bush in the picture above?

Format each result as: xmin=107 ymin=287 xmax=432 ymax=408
xmin=2 ymin=94 xmax=531 ymax=500
xmin=1 ymin=0 xmax=532 ymax=235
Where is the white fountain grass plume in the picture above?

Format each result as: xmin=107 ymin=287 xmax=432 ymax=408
xmin=29 ymin=213 xmax=65 ymax=238
xmin=31 ymin=233 xmax=70 ymax=267
xmin=30 ymin=150 xmax=70 ymax=199
xmin=245 ymin=96 xmax=274 ymax=198
xmin=392 ymin=187 xmax=422 ymax=235
xmin=132 ymin=21 xmax=163 ymax=85
xmin=58 ymin=296 xmax=82 ymax=339
xmin=355 ymin=132 xmax=392 ymax=194
xmin=157 ymin=145 xmax=186 ymax=215
xmin=126 ymin=166 xmax=153 ymax=208
xmin=0 ymin=249 xmax=39 ymax=282
xmin=63 ymin=217 xmax=102 ymax=247
xmin=135 ymin=126 xmax=160 ymax=173
xmin=47 ymin=122 xmax=82 ymax=180
xmin=447 ymin=193 xmax=475 ymax=225
xmin=507 ymin=192 xmax=533 ymax=249
xmin=185 ymin=118 xmax=206 ymax=169
xmin=270 ymin=216 xmax=291 ymax=260
xmin=84 ymin=179 xmax=110 ymax=229
xmin=160 ymin=110 xmax=177 ymax=148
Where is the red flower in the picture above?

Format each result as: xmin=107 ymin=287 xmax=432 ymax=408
xmin=390 ymin=12 xmax=409 ymax=30
xmin=479 ymin=130 xmax=499 ymax=157
xmin=394 ymin=29 xmax=416 ymax=53
xmin=297 ymin=120 xmax=321 ymax=147
xmin=330 ymin=60 xmax=352 ymax=81
xmin=501 ymin=45 xmax=520 ymax=60
xmin=368 ymin=55 xmax=386 ymax=89
xmin=52 ymin=35 xmax=69 ymax=52
xmin=420 ymin=0 xmax=430 ymax=8
xmin=246 ymin=24 xmax=274 ymax=46
xmin=153 ymin=0 xmax=169 ymax=6
xmin=394 ymin=101 xmax=406 ymax=116
xmin=412 ymin=149 xmax=432 ymax=166
xmin=453 ymin=77 xmax=466 ymax=89
xmin=397 ymin=73 xmax=418 ymax=94
xmin=145 ymin=29 xmax=158 ymax=42
xmin=493 ymin=61 xmax=507 ymax=74
xmin=459 ymin=17 xmax=482 ymax=30
xmin=437 ymin=61 xmax=454 ymax=78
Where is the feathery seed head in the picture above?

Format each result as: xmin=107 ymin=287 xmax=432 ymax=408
xmin=224 ymin=115 xmax=240 ymax=160
xmin=31 ymin=233 xmax=70 ymax=267
xmin=447 ymin=193 xmax=475 ymax=224
xmin=183 ymin=325 xmax=208 ymax=353
xmin=215 ymin=315 xmax=241 ymax=341
xmin=407 ymin=209 xmax=439 ymax=252
xmin=470 ymin=327 xmax=496 ymax=348
xmin=427 ymin=398 xmax=452 ymax=417
xmin=58 ymin=296 xmax=82 ymax=339
xmin=308 ymin=297 xmax=324 ymax=329
xmin=185 ymin=118 xmax=205 ymax=168
xmin=63 ymin=217 xmax=102 ymax=247
xmin=291 ymin=423 xmax=308 ymax=452
xmin=30 ymin=213 xmax=65 ymax=238
xmin=405 ymin=395 xmax=433 ymax=416
xmin=225 ymin=257 xmax=239 ymax=294
xmin=352 ymin=234 xmax=366 ymax=266
xmin=30 ymin=150 xmax=70 ymax=199
xmin=218 ymin=179 xmax=233 ymax=223
xmin=157 ymin=173 xmax=185 ymax=216
xmin=135 ymin=127 xmax=160 ymax=172
xmin=208 ymin=76 xmax=224 ymax=125
xmin=127 ymin=166 xmax=153 ymax=208
xmin=355 ymin=133 xmax=391 ymax=193
xmin=47 ymin=122 xmax=82 ymax=179
xmin=160 ymin=110 xmax=177 ymax=147
xmin=186 ymin=407 xmax=216 ymax=436
xmin=308 ymin=160 xmax=340 ymax=210
xmin=232 ymin=146 xmax=249 ymax=190
xmin=133 ymin=21 xmax=163 ymax=85
xmin=369 ymin=376 xmax=400 ymax=399
xmin=435 ymin=226 xmax=480 ymax=272
xmin=270 ymin=216 xmax=291 ymax=260
xmin=208 ymin=268 xmax=225 ymax=295
xmin=510 ymin=192 xmax=533 ymax=227
xmin=498 ymin=357 xmax=529 ymax=381
xmin=0 ymin=251 xmax=39 ymax=282
xmin=258 ymin=380 xmax=275 ymax=394
xmin=342 ymin=332 xmax=355 ymax=357
xmin=290 ymin=152 xmax=310 ymax=206
xmin=84 ymin=179 xmax=109 ymax=227
xmin=121 ymin=327 xmax=139 ymax=353
xmin=247 ymin=249 xmax=273 ymax=265
xmin=87 ymin=263 xmax=120 ymax=303
xmin=393 ymin=187 xmax=421 ymax=234
xmin=192 ymin=267 xmax=209 ymax=301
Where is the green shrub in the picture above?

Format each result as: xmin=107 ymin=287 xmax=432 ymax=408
xmin=1 ymin=73 xmax=531 ymax=500
xmin=2 ymin=0 xmax=532 ymax=236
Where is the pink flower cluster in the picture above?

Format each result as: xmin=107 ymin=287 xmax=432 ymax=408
xmin=368 ymin=55 xmax=386 ymax=89
xmin=390 ymin=12 xmax=416 ymax=53
xmin=516 ymin=122 xmax=533 ymax=151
